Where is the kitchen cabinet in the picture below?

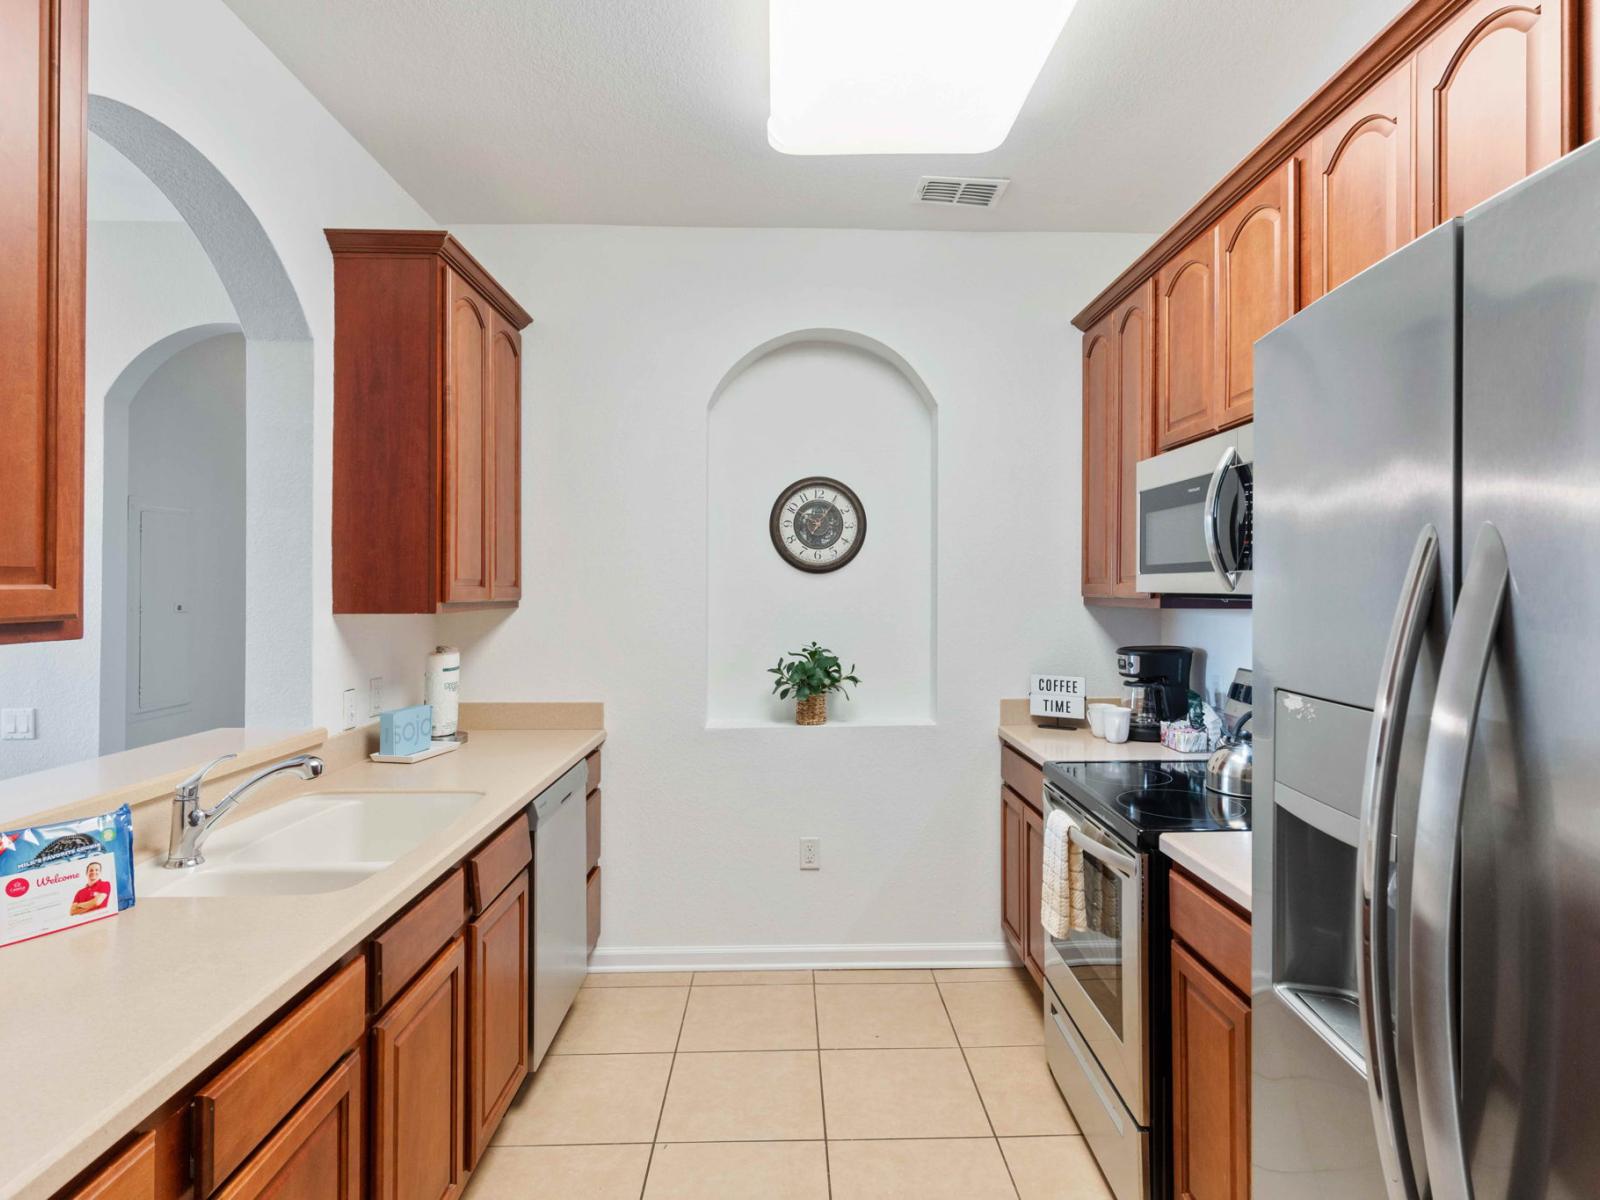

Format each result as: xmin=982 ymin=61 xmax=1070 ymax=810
xmin=998 ymin=742 xmax=1047 ymax=988
xmin=586 ymin=749 xmax=603 ymax=956
xmin=1 ymin=0 xmax=86 ymax=644
xmin=1114 ymin=284 xmax=1155 ymax=596
xmin=66 ymin=1134 xmax=156 ymax=1200
xmin=466 ymin=870 xmax=529 ymax=1168
xmin=1081 ymin=319 xmax=1119 ymax=597
xmin=1023 ymin=802 xmax=1047 ymax=981
xmin=1169 ymin=868 xmax=1251 ymax=1200
xmin=1156 ymin=228 xmax=1223 ymax=451
xmin=327 ymin=230 xmax=532 ymax=614
xmin=1415 ymin=0 xmax=1566 ymax=229
xmin=1000 ymin=787 xmax=1025 ymax=955
xmin=1217 ymin=162 xmax=1296 ymax=427
xmin=371 ymin=937 xmax=470 ymax=1200
xmin=213 ymin=1053 xmax=362 ymax=1200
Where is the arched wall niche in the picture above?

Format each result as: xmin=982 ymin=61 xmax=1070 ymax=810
xmin=706 ymin=329 xmax=937 ymax=727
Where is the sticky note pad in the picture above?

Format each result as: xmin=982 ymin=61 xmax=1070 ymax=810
xmin=380 ymin=705 xmax=433 ymax=757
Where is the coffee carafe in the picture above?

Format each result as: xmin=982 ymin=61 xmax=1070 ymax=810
xmin=1115 ymin=645 xmax=1195 ymax=742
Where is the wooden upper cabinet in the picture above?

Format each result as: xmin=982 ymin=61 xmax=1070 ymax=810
xmin=1304 ymin=62 xmax=1416 ymax=302
xmin=1156 ymin=228 xmax=1223 ymax=451
xmin=1115 ymin=285 xmax=1154 ymax=597
xmin=0 ymin=0 xmax=86 ymax=644
xmin=1416 ymin=0 xmax=1566 ymax=229
xmin=328 ymin=231 xmax=532 ymax=614
xmin=1218 ymin=162 xmax=1296 ymax=427
xmin=1081 ymin=323 xmax=1118 ymax=598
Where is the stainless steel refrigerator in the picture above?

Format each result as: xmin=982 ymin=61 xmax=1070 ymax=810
xmin=1251 ymin=137 xmax=1600 ymax=1200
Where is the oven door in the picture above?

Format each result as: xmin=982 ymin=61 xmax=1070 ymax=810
xmin=1135 ymin=425 xmax=1253 ymax=596
xmin=1042 ymin=785 xmax=1148 ymax=1124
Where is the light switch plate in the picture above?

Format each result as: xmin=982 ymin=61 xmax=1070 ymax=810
xmin=368 ymin=676 xmax=384 ymax=717
xmin=342 ymin=689 xmax=358 ymax=730
xmin=1 ymin=708 xmax=37 ymax=740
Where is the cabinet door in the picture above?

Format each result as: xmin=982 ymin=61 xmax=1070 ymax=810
xmin=215 ymin=1053 xmax=362 ymax=1200
xmin=0 ymin=0 xmax=85 ymax=643
xmin=487 ymin=315 xmax=521 ymax=602
xmin=1415 ymin=0 xmax=1564 ymax=230
xmin=466 ymin=871 xmax=529 ymax=1167
xmin=442 ymin=271 xmax=491 ymax=605
xmin=1304 ymin=63 xmax=1416 ymax=302
xmin=1218 ymin=162 xmax=1296 ymax=427
xmin=1156 ymin=229 xmax=1223 ymax=450
xmin=1081 ymin=319 xmax=1119 ymax=598
xmin=1114 ymin=283 xmax=1154 ymax=597
xmin=1171 ymin=942 xmax=1251 ymax=1200
xmin=1023 ymin=802 xmax=1046 ymax=982
xmin=67 ymin=1133 xmax=155 ymax=1200
xmin=999 ymin=788 xmax=1024 ymax=956
xmin=372 ymin=937 xmax=469 ymax=1200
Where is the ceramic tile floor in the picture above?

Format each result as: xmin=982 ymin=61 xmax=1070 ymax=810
xmin=474 ymin=967 xmax=1116 ymax=1199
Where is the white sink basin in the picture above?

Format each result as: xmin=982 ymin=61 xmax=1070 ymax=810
xmin=136 ymin=790 xmax=484 ymax=899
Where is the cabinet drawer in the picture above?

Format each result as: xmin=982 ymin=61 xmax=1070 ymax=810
xmin=371 ymin=867 xmax=466 ymax=1012
xmin=586 ymin=788 xmax=601 ymax=873
xmin=1000 ymin=743 xmax=1044 ymax=811
xmin=66 ymin=1132 xmax=155 ymax=1200
xmin=195 ymin=957 xmax=366 ymax=1195
xmin=586 ymin=865 xmax=601 ymax=956
xmin=214 ymin=1051 xmax=361 ymax=1200
xmin=1169 ymin=868 xmax=1251 ymax=995
xmin=468 ymin=815 xmax=532 ymax=913
xmin=586 ymin=749 xmax=601 ymax=792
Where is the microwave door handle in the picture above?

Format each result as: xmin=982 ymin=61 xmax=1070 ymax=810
xmin=1066 ymin=825 xmax=1137 ymax=878
xmin=1203 ymin=445 xmax=1242 ymax=591
xmin=1411 ymin=523 xmax=1509 ymax=1200
xmin=1357 ymin=525 xmax=1440 ymax=1200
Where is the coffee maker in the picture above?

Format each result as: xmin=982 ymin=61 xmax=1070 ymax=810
xmin=1115 ymin=645 xmax=1194 ymax=742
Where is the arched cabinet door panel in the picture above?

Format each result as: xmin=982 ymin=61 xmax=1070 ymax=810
xmin=1217 ymin=162 xmax=1296 ymax=428
xmin=1156 ymin=229 xmax=1223 ymax=451
xmin=444 ymin=274 xmax=492 ymax=605
xmin=1416 ymin=0 xmax=1566 ymax=229
xmin=1304 ymin=63 xmax=1416 ymax=303
xmin=1115 ymin=284 xmax=1155 ymax=598
xmin=488 ymin=321 xmax=522 ymax=602
xmin=1081 ymin=324 xmax=1118 ymax=598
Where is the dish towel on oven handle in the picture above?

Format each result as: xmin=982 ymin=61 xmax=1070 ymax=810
xmin=1041 ymin=807 xmax=1089 ymax=940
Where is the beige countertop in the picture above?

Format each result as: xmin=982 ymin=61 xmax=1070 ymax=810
xmin=999 ymin=723 xmax=1211 ymax=766
xmin=1161 ymin=831 xmax=1252 ymax=912
xmin=0 ymin=725 xmax=603 ymax=1200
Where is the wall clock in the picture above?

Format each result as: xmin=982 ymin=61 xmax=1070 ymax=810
xmin=769 ymin=477 xmax=866 ymax=573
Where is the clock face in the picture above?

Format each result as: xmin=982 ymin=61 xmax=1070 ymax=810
xmin=769 ymin=477 xmax=866 ymax=573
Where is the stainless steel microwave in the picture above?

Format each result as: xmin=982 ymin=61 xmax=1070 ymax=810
xmin=1134 ymin=425 xmax=1253 ymax=595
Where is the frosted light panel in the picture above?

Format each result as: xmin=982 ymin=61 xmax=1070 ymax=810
xmin=768 ymin=0 xmax=1079 ymax=155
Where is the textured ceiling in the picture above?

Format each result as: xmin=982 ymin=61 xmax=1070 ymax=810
xmin=220 ymin=0 xmax=1411 ymax=232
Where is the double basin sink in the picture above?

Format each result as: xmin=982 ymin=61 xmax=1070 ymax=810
xmin=135 ymin=790 xmax=483 ymax=898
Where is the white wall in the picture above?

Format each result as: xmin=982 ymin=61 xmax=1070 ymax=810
xmin=708 ymin=337 xmax=934 ymax=726
xmin=1159 ymin=608 xmax=1254 ymax=707
xmin=123 ymin=333 xmax=247 ymax=748
xmin=0 ymin=0 xmax=442 ymax=780
xmin=443 ymin=225 xmax=1159 ymax=967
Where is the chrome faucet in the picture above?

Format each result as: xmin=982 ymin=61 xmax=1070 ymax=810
xmin=164 ymin=752 xmax=325 ymax=868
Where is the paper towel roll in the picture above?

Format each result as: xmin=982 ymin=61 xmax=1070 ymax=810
xmin=424 ymin=645 xmax=460 ymax=738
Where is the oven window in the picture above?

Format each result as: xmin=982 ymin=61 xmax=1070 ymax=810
xmin=1049 ymin=851 xmax=1126 ymax=1037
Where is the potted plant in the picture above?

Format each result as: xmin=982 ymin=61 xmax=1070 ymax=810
xmin=768 ymin=642 xmax=861 ymax=726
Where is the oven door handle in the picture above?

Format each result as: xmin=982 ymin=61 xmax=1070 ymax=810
xmin=1203 ymin=445 xmax=1242 ymax=592
xmin=1066 ymin=825 xmax=1137 ymax=879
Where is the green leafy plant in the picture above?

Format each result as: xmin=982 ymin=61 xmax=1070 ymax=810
xmin=768 ymin=642 xmax=861 ymax=702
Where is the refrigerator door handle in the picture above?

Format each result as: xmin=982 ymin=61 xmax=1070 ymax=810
xmin=1203 ymin=445 xmax=1242 ymax=591
xmin=1411 ymin=523 xmax=1510 ymax=1200
xmin=1357 ymin=525 xmax=1439 ymax=1200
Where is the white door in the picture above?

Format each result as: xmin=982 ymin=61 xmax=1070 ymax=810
xmin=135 ymin=507 xmax=192 ymax=713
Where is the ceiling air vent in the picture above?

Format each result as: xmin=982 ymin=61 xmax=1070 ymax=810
xmin=914 ymin=176 xmax=1010 ymax=207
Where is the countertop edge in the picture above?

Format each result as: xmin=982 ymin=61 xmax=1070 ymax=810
xmin=1160 ymin=831 xmax=1253 ymax=913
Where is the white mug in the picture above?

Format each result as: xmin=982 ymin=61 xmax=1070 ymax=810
xmin=1104 ymin=706 xmax=1132 ymax=744
xmin=1088 ymin=703 xmax=1110 ymax=737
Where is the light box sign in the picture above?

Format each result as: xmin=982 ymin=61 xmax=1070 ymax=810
xmin=1030 ymin=675 xmax=1085 ymax=720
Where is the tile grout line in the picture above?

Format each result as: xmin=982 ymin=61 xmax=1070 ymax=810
xmin=637 ymin=986 xmax=693 ymax=1200
xmin=813 ymin=974 xmax=832 ymax=1200
xmin=934 ymin=975 xmax=1024 ymax=1200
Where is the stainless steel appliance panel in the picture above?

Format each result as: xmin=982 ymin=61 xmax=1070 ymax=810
xmin=1045 ymin=988 xmax=1148 ymax=1200
xmin=1452 ymin=138 xmax=1600 ymax=1200
xmin=530 ymin=759 xmax=589 ymax=1069
xmin=1135 ymin=425 xmax=1254 ymax=595
xmin=1252 ymin=223 xmax=1460 ymax=1200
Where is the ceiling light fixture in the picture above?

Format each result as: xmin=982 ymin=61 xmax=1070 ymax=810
xmin=767 ymin=0 xmax=1079 ymax=156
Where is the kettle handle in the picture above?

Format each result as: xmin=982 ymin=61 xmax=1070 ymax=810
xmin=1233 ymin=710 xmax=1253 ymax=737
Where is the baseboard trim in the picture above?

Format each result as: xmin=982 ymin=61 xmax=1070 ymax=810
xmin=588 ymin=940 xmax=1015 ymax=973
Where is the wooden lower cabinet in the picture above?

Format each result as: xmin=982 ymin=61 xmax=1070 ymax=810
xmin=467 ymin=872 xmax=530 ymax=1168
xmin=66 ymin=1134 xmax=156 ymax=1200
xmin=371 ymin=937 xmax=470 ymax=1200
xmin=999 ymin=778 xmax=1045 ymax=986
xmin=215 ymin=1053 xmax=362 ymax=1200
xmin=1023 ymin=803 xmax=1046 ymax=981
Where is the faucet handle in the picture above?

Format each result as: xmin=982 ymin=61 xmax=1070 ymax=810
xmin=177 ymin=753 xmax=238 ymax=800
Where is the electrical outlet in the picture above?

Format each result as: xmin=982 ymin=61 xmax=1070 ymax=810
xmin=799 ymin=837 xmax=820 ymax=870
xmin=1 ymin=708 xmax=37 ymax=740
xmin=342 ymin=688 xmax=358 ymax=730
xmin=368 ymin=676 xmax=385 ymax=717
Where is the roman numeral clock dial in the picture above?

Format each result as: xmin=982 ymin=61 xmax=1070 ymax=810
xmin=768 ymin=476 xmax=866 ymax=573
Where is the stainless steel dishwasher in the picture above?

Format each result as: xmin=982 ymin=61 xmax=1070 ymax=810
xmin=528 ymin=759 xmax=589 ymax=1069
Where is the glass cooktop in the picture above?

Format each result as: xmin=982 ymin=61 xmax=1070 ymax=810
xmin=1041 ymin=759 xmax=1250 ymax=851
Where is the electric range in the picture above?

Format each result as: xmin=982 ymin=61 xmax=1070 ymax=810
xmin=1042 ymin=759 xmax=1249 ymax=851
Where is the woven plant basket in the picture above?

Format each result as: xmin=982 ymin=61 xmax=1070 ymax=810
xmin=795 ymin=693 xmax=827 ymax=726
